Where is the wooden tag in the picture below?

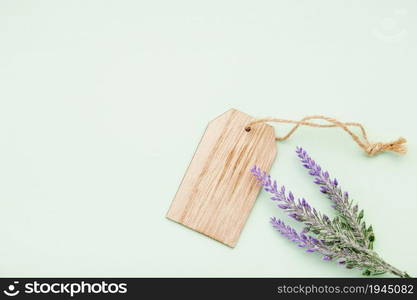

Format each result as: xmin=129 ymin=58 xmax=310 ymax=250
xmin=166 ymin=109 xmax=277 ymax=247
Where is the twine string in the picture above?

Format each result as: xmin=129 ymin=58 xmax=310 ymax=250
xmin=244 ymin=115 xmax=407 ymax=156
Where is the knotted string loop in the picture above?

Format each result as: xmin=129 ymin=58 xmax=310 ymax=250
xmin=245 ymin=115 xmax=406 ymax=156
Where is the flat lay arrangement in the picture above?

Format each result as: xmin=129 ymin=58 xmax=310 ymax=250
xmin=2 ymin=3 xmax=416 ymax=294
xmin=167 ymin=108 xmax=410 ymax=277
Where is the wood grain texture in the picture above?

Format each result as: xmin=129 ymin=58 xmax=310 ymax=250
xmin=166 ymin=109 xmax=277 ymax=247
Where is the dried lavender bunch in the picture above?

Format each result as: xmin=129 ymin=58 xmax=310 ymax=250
xmin=251 ymin=149 xmax=410 ymax=278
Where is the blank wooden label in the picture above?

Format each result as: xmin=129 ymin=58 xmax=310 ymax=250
xmin=166 ymin=109 xmax=277 ymax=247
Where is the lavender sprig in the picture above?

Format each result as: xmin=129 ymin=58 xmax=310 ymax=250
xmin=251 ymin=150 xmax=410 ymax=278
xmin=270 ymin=218 xmax=387 ymax=269
xmin=295 ymin=146 xmax=373 ymax=249
xmin=252 ymin=166 xmax=363 ymax=248
xmin=270 ymin=218 xmax=333 ymax=260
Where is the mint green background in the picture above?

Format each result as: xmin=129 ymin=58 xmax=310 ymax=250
xmin=0 ymin=1 xmax=416 ymax=277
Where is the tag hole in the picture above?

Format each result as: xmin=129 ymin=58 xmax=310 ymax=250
xmin=244 ymin=127 xmax=251 ymax=132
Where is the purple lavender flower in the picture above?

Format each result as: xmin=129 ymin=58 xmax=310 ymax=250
xmin=252 ymin=166 xmax=318 ymax=225
xmin=251 ymin=149 xmax=411 ymax=278
xmin=295 ymin=146 xmax=372 ymax=249
xmin=270 ymin=217 xmax=332 ymax=259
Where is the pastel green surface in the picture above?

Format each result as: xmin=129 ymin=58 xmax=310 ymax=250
xmin=0 ymin=1 xmax=416 ymax=277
